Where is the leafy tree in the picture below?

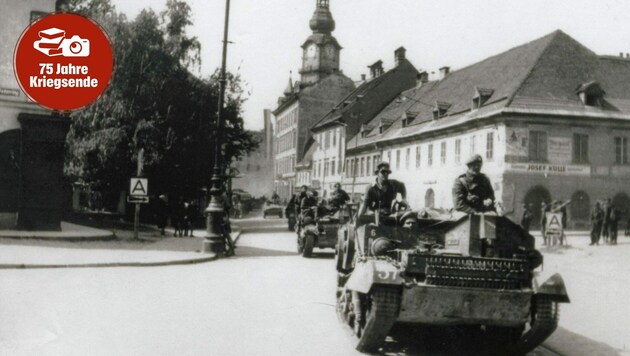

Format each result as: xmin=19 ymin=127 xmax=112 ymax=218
xmin=65 ymin=0 xmax=258 ymax=211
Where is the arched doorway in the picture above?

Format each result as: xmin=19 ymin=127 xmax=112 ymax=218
xmin=613 ymin=192 xmax=630 ymax=221
xmin=570 ymin=190 xmax=590 ymax=228
xmin=425 ymin=189 xmax=435 ymax=208
xmin=523 ymin=186 xmax=552 ymax=229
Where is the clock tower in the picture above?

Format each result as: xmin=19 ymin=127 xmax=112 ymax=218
xmin=300 ymin=0 xmax=341 ymax=85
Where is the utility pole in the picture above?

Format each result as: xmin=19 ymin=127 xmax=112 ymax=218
xmin=134 ymin=148 xmax=144 ymax=240
xmin=203 ymin=0 xmax=231 ymax=255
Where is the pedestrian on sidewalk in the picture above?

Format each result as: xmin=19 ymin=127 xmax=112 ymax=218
xmin=541 ymin=202 xmax=550 ymax=245
xmin=590 ymin=201 xmax=604 ymax=246
xmin=172 ymin=197 xmax=186 ymax=237
xmin=602 ymin=198 xmax=612 ymax=243
xmin=156 ymin=194 xmax=168 ymax=236
xmin=609 ymin=202 xmax=619 ymax=245
xmin=520 ymin=203 xmax=533 ymax=232
xmin=183 ymin=200 xmax=197 ymax=237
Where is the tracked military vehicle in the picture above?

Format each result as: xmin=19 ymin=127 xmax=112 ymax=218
xmin=297 ymin=205 xmax=350 ymax=258
xmin=335 ymin=206 xmax=569 ymax=354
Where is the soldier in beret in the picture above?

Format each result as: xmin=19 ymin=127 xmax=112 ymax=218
xmin=452 ymin=154 xmax=496 ymax=214
xmin=357 ymin=162 xmax=407 ymax=217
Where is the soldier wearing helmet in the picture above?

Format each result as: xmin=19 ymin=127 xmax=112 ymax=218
xmin=452 ymin=154 xmax=495 ymax=213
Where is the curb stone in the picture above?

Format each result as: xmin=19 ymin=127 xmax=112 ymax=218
xmin=0 ymin=227 xmax=242 ymax=269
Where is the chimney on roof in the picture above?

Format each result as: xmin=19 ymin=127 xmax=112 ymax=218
xmin=368 ymin=60 xmax=384 ymax=79
xmin=620 ymin=52 xmax=624 ymax=58
xmin=361 ymin=74 xmax=366 ymax=81
xmin=416 ymin=71 xmax=429 ymax=87
xmin=439 ymin=66 xmax=450 ymax=79
xmin=395 ymin=46 xmax=406 ymax=67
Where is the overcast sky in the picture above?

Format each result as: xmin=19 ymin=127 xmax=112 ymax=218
xmin=110 ymin=0 xmax=630 ymax=131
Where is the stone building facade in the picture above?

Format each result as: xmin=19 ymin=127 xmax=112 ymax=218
xmin=0 ymin=1 xmax=70 ymax=230
xmin=309 ymin=47 xmax=418 ymax=198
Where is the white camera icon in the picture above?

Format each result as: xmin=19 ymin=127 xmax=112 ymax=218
xmin=59 ymin=36 xmax=90 ymax=57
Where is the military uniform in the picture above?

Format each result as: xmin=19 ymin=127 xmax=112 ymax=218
xmin=452 ymin=172 xmax=495 ymax=214
xmin=330 ymin=189 xmax=350 ymax=209
xmin=363 ymin=179 xmax=406 ymax=214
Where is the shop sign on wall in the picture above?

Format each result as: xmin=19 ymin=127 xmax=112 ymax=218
xmin=548 ymin=137 xmax=572 ymax=164
xmin=507 ymin=163 xmax=590 ymax=176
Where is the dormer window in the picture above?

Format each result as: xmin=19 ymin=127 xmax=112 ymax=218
xmin=472 ymin=87 xmax=494 ymax=109
xmin=378 ymin=118 xmax=395 ymax=133
xmin=576 ymin=81 xmax=605 ymax=107
xmin=432 ymin=101 xmax=451 ymax=120
xmin=401 ymin=111 xmax=418 ymax=128
xmin=360 ymin=123 xmax=374 ymax=138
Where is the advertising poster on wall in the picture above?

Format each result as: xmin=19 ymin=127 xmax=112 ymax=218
xmin=506 ymin=127 xmax=528 ymax=157
xmin=548 ymin=136 xmax=572 ymax=164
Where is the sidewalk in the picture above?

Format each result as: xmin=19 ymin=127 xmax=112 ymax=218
xmin=0 ymin=222 xmax=241 ymax=269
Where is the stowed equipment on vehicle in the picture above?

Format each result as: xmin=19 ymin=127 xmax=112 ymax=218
xmin=296 ymin=203 xmax=351 ymax=258
xmin=335 ymin=201 xmax=570 ymax=354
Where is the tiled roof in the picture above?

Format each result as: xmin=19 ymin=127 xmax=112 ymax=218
xmin=347 ymin=30 xmax=630 ymax=151
xmin=312 ymin=58 xmax=418 ymax=133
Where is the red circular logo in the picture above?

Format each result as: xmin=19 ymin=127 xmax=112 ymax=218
xmin=14 ymin=13 xmax=114 ymax=111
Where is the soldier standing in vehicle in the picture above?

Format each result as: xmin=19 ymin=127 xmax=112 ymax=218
xmin=330 ymin=183 xmax=350 ymax=210
xmin=357 ymin=162 xmax=406 ymax=218
xmin=300 ymin=189 xmax=318 ymax=216
xmin=452 ymin=154 xmax=495 ymax=214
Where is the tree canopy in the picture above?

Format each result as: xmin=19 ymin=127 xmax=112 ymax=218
xmin=65 ymin=0 xmax=257 ymax=210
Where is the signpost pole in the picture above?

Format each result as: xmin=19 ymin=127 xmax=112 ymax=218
xmin=134 ymin=149 xmax=144 ymax=240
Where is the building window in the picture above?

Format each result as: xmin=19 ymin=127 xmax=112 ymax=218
xmin=440 ymin=142 xmax=446 ymax=165
xmin=333 ymin=129 xmax=337 ymax=147
xmin=428 ymin=144 xmax=433 ymax=166
xmin=529 ymin=131 xmax=547 ymax=162
xmin=374 ymin=154 xmax=381 ymax=166
xmin=416 ymin=146 xmax=421 ymax=168
xmin=345 ymin=159 xmax=350 ymax=177
xmin=455 ymin=139 xmax=461 ymax=164
xmin=324 ymin=131 xmax=330 ymax=149
xmin=387 ymin=151 xmax=392 ymax=163
xmin=573 ymin=134 xmax=589 ymax=164
xmin=470 ymin=135 xmax=476 ymax=154
xmin=318 ymin=161 xmax=322 ymax=177
xmin=354 ymin=159 xmax=359 ymax=177
xmin=366 ymin=156 xmax=371 ymax=175
xmin=396 ymin=150 xmax=401 ymax=169
xmin=486 ymin=132 xmax=494 ymax=160
xmin=360 ymin=157 xmax=365 ymax=177
xmin=324 ymin=159 xmax=329 ymax=177
xmin=405 ymin=148 xmax=410 ymax=169
xmin=615 ymin=137 xmax=628 ymax=164
xmin=331 ymin=159 xmax=336 ymax=176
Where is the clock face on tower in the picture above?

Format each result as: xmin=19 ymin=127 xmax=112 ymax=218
xmin=307 ymin=44 xmax=317 ymax=58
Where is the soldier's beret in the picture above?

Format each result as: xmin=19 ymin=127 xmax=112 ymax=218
xmin=465 ymin=154 xmax=483 ymax=165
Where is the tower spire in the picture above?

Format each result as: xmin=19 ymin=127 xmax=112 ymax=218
xmin=310 ymin=0 xmax=335 ymax=34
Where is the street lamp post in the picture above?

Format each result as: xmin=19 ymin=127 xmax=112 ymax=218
xmin=203 ymin=0 xmax=231 ymax=254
